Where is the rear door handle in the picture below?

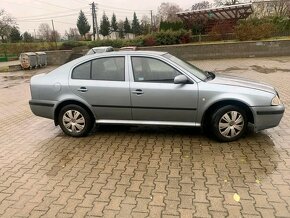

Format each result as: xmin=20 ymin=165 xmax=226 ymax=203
xmin=77 ymin=87 xmax=88 ymax=92
xmin=132 ymin=89 xmax=144 ymax=95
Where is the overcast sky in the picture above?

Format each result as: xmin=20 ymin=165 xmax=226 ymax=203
xmin=1 ymin=0 xmax=199 ymax=36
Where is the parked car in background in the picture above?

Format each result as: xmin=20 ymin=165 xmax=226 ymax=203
xmin=86 ymin=46 xmax=114 ymax=55
xmin=119 ymin=46 xmax=138 ymax=51
xmin=29 ymin=51 xmax=284 ymax=142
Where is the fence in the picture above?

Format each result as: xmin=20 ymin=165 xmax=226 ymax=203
xmin=191 ymin=31 xmax=290 ymax=43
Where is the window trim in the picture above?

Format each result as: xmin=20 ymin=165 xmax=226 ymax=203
xmin=71 ymin=56 xmax=126 ymax=81
xmin=71 ymin=60 xmax=92 ymax=80
xmin=91 ymin=56 xmax=125 ymax=81
xmin=130 ymin=56 xmax=193 ymax=84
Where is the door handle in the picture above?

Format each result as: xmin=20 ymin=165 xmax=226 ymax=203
xmin=77 ymin=87 xmax=88 ymax=92
xmin=132 ymin=89 xmax=144 ymax=95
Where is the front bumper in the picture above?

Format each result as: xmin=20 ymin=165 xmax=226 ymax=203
xmin=251 ymin=105 xmax=285 ymax=132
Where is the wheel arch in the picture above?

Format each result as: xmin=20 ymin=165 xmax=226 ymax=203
xmin=201 ymin=100 xmax=254 ymax=128
xmin=54 ymin=100 xmax=95 ymax=126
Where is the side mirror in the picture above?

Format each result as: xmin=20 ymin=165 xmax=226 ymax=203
xmin=174 ymin=75 xmax=188 ymax=84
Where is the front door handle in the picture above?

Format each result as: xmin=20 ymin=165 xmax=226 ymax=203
xmin=77 ymin=87 xmax=88 ymax=92
xmin=132 ymin=89 xmax=144 ymax=95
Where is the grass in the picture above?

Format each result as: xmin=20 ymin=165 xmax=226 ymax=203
xmin=0 ymin=66 xmax=9 ymax=72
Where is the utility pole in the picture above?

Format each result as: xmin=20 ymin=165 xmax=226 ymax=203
xmin=95 ymin=2 xmax=99 ymax=40
xmin=91 ymin=2 xmax=96 ymax=40
xmin=91 ymin=2 xmax=99 ymax=40
xmin=51 ymin=19 xmax=57 ymax=49
xmin=150 ymin=10 xmax=153 ymax=33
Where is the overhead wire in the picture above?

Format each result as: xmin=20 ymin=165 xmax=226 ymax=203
xmin=16 ymin=6 xmax=89 ymax=19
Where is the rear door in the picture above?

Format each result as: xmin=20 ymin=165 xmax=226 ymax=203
xmin=69 ymin=55 xmax=132 ymax=120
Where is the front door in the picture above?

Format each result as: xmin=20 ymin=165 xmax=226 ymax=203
xmin=129 ymin=56 xmax=198 ymax=123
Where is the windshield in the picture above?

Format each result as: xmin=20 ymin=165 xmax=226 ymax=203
xmin=93 ymin=48 xmax=106 ymax=53
xmin=163 ymin=53 xmax=207 ymax=81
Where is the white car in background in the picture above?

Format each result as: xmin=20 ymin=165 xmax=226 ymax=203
xmin=86 ymin=46 xmax=114 ymax=55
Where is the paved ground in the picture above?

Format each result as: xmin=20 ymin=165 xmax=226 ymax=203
xmin=0 ymin=57 xmax=290 ymax=217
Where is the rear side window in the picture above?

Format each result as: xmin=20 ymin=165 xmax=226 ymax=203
xmin=72 ymin=61 xmax=91 ymax=79
xmin=91 ymin=57 xmax=125 ymax=81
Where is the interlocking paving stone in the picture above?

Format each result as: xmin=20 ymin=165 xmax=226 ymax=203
xmin=0 ymin=57 xmax=290 ymax=217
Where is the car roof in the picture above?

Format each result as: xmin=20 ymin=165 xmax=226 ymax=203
xmin=94 ymin=50 xmax=167 ymax=56
xmin=64 ymin=51 xmax=168 ymax=68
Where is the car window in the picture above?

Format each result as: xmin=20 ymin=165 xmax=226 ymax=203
xmin=72 ymin=61 xmax=91 ymax=80
xmin=91 ymin=57 xmax=125 ymax=81
xmin=86 ymin=49 xmax=95 ymax=55
xmin=131 ymin=57 xmax=181 ymax=83
xmin=163 ymin=53 xmax=207 ymax=81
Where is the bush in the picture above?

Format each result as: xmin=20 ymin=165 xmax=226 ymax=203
xmin=0 ymin=42 xmax=57 ymax=56
xmin=160 ymin=21 xmax=185 ymax=31
xmin=86 ymin=30 xmax=191 ymax=48
xmin=60 ymin=41 xmax=86 ymax=50
xmin=154 ymin=29 xmax=191 ymax=46
xmin=209 ymin=21 xmax=234 ymax=41
xmin=270 ymin=16 xmax=290 ymax=32
xmin=88 ymin=37 xmax=145 ymax=48
xmin=235 ymin=19 xmax=276 ymax=41
xmin=143 ymin=35 xmax=156 ymax=46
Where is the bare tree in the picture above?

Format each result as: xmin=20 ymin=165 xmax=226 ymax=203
xmin=251 ymin=0 xmax=290 ymax=18
xmin=158 ymin=2 xmax=183 ymax=22
xmin=271 ymin=0 xmax=290 ymax=16
xmin=214 ymin=0 xmax=241 ymax=6
xmin=152 ymin=14 xmax=161 ymax=31
xmin=141 ymin=15 xmax=151 ymax=34
xmin=50 ymin=30 xmax=60 ymax=42
xmin=65 ymin=28 xmax=81 ymax=40
xmin=192 ymin=1 xmax=212 ymax=10
xmin=0 ymin=9 xmax=15 ymax=42
xmin=38 ymin=23 xmax=52 ymax=41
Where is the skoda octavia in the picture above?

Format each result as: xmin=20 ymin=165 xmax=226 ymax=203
xmin=29 ymin=51 xmax=284 ymax=142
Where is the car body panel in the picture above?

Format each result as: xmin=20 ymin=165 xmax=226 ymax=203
xmin=211 ymin=73 xmax=276 ymax=94
xmin=129 ymin=82 xmax=198 ymax=122
xmin=251 ymin=105 xmax=285 ymax=131
xmin=29 ymin=51 xmax=285 ymax=137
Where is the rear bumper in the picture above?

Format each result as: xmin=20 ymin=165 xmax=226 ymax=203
xmin=251 ymin=105 xmax=285 ymax=131
xmin=29 ymin=100 xmax=56 ymax=120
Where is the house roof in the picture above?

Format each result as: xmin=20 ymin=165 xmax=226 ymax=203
xmin=177 ymin=3 xmax=253 ymax=21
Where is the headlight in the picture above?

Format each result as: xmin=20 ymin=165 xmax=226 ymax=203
xmin=271 ymin=95 xmax=281 ymax=106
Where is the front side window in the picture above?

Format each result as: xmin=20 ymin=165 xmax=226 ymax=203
xmin=92 ymin=57 xmax=125 ymax=81
xmin=131 ymin=57 xmax=181 ymax=83
xmin=72 ymin=61 xmax=91 ymax=79
xmin=163 ymin=53 xmax=207 ymax=81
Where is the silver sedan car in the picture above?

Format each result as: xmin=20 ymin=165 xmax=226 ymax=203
xmin=29 ymin=51 xmax=284 ymax=142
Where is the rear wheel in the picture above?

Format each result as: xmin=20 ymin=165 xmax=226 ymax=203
xmin=58 ymin=104 xmax=93 ymax=137
xmin=211 ymin=105 xmax=248 ymax=142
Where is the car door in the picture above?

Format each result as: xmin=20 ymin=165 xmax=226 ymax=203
xmin=69 ymin=55 xmax=131 ymax=120
xmin=129 ymin=56 xmax=198 ymax=123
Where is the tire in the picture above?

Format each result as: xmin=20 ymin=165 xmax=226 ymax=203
xmin=211 ymin=105 xmax=248 ymax=142
xmin=58 ymin=104 xmax=93 ymax=137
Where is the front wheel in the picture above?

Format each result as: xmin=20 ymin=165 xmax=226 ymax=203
xmin=58 ymin=104 xmax=93 ymax=137
xmin=211 ymin=105 xmax=248 ymax=142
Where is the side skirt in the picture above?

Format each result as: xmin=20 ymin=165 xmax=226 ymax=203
xmin=95 ymin=119 xmax=201 ymax=127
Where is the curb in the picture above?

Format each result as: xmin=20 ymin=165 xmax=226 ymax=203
xmin=0 ymin=64 xmax=22 ymax=73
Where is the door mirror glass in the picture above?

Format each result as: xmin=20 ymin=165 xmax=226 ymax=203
xmin=174 ymin=75 xmax=188 ymax=84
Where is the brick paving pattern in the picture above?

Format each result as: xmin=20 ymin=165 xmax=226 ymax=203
xmin=0 ymin=57 xmax=290 ymax=217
